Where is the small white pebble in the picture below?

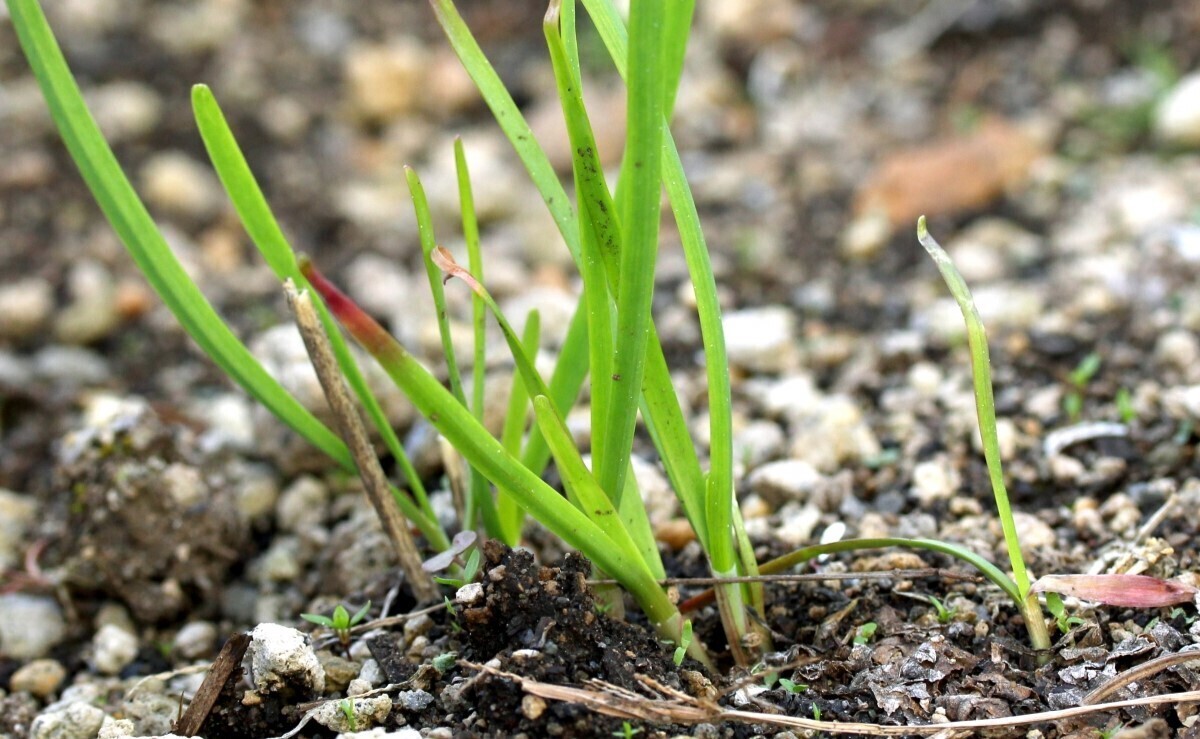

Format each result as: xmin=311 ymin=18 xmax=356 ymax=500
xmin=455 ymin=582 xmax=484 ymax=606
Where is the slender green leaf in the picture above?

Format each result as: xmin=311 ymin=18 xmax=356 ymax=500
xmin=301 ymin=257 xmax=688 ymax=640
xmin=453 ymin=138 xmax=500 ymax=537
xmin=192 ymin=84 xmax=445 ymax=548
xmin=596 ymin=0 xmax=666 ymax=509
xmin=5 ymin=0 xmax=350 ymax=469
xmin=917 ymin=217 xmax=1031 ymax=598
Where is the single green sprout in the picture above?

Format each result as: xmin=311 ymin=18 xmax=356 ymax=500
xmin=612 ymin=722 xmax=643 ymax=738
xmin=1115 ymin=387 xmax=1136 ymax=424
xmin=1064 ymin=352 xmax=1102 ymax=420
xmin=673 ymin=619 xmax=693 ymax=666
xmin=432 ymin=651 xmax=458 ymax=673
xmin=853 ymin=622 xmax=878 ymax=646
xmin=301 ymin=601 xmax=371 ymax=649
xmin=778 ymin=678 xmax=808 ymax=694
xmin=927 ymin=594 xmax=957 ymax=624
xmin=339 ymin=698 xmax=358 ymax=732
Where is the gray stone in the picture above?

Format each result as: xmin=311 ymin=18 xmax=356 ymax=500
xmin=139 ymin=151 xmax=222 ymax=218
xmin=247 ymin=623 xmax=325 ymax=694
xmin=394 ymin=689 xmax=434 ymax=711
xmin=313 ymin=694 xmax=392 ymax=733
xmin=31 ymin=701 xmax=106 ymax=739
xmin=92 ymin=624 xmax=139 ymax=675
xmin=1155 ymin=71 xmax=1200 ymax=147
xmin=0 ymin=594 xmax=67 ymax=659
xmin=32 ymin=346 xmax=112 ymax=386
xmin=173 ymin=621 xmax=218 ymax=660
xmin=276 ymin=476 xmax=329 ymax=533
xmin=87 ymin=81 xmax=162 ymax=143
xmin=0 ymin=488 xmax=36 ymax=570
xmin=747 ymin=459 xmax=823 ymax=505
xmin=723 ymin=306 xmax=797 ymax=373
xmin=0 ymin=278 xmax=54 ymax=341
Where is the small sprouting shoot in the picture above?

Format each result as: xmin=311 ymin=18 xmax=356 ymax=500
xmin=422 ymin=530 xmax=482 ymax=588
xmin=301 ymin=600 xmax=372 ymax=650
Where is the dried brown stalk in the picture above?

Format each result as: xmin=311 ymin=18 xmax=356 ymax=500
xmin=463 ymin=660 xmax=1200 ymax=736
xmin=285 ymin=281 xmax=438 ymax=602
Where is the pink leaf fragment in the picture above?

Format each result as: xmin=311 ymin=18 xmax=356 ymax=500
xmin=431 ymin=246 xmax=484 ymax=294
xmin=1032 ymin=574 xmax=1199 ymax=608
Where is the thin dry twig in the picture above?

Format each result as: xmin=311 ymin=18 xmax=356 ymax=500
xmin=1084 ymin=647 xmax=1200 ymax=705
xmin=285 ymin=281 xmax=438 ymax=602
xmin=463 ymin=660 xmax=1200 ymax=736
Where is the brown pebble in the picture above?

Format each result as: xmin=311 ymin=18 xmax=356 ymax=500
xmin=653 ymin=518 xmax=697 ymax=551
xmin=521 ymin=694 xmax=547 ymax=720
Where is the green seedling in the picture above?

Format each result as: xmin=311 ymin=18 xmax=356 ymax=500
xmin=301 ymin=601 xmax=371 ymax=650
xmin=432 ymin=651 xmax=458 ymax=673
xmin=1115 ymin=387 xmax=1136 ymax=424
xmin=779 ymin=678 xmax=808 ymax=694
xmin=339 ymin=699 xmax=358 ymax=732
xmin=917 ymin=217 xmax=1052 ymax=656
xmin=812 ymin=704 xmax=823 ymax=721
xmin=1098 ymin=722 xmax=1126 ymax=739
xmin=1064 ymin=352 xmax=1102 ymax=421
xmin=1044 ymin=592 xmax=1086 ymax=634
xmin=852 ymin=622 xmax=878 ymax=646
xmin=423 ymin=530 xmax=482 ymax=588
xmin=1170 ymin=607 xmax=1197 ymax=625
xmin=926 ymin=594 xmax=958 ymax=624
xmin=673 ymin=619 xmax=693 ymax=667
xmin=612 ymin=722 xmax=643 ymax=739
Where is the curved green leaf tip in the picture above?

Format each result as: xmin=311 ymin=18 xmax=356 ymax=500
xmin=916 ymin=215 xmax=928 ymax=241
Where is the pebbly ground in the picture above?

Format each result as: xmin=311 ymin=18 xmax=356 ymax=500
xmin=3 ymin=0 xmax=1200 ymax=737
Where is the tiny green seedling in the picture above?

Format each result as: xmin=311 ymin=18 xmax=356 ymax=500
xmin=778 ymin=678 xmax=808 ymax=694
xmin=1098 ymin=722 xmax=1125 ymax=739
xmin=1044 ymin=592 xmax=1085 ymax=634
xmin=1115 ymin=387 xmax=1136 ymax=424
xmin=301 ymin=601 xmax=371 ymax=649
xmin=673 ymin=620 xmax=693 ymax=666
xmin=853 ymin=622 xmax=878 ymax=646
xmin=432 ymin=651 xmax=458 ymax=673
xmin=812 ymin=703 xmax=823 ymax=721
xmin=423 ymin=530 xmax=481 ymax=588
xmin=612 ymin=722 xmax=643 ymax=738
xmin=1170 ymin=607 xmax=1197 ymax=625
xmin=1064 ymin=352 xmax=1101 ymax=421
xmin=339 ymin=698 xmax=358 ymax=732
xmin=927 ymin=595 xmax=957 ymax=624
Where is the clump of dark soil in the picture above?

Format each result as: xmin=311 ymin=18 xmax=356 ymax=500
xmin=43 ymin=402 xmax=251 ymax=624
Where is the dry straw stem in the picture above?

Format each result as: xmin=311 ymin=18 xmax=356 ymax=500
xmin=465 ymin=661 xmax=1200 ymax=736
xmin=284 ymin=280 xmax=438 ymax=602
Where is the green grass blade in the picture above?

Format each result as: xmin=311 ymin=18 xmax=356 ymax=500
xmin=544 ymin=2 xmax=620 ymax=487
xmin=917 ymin=217 xmax=1031 ymax=598
xmin=191 ymin=84 xmax=445 ymax=548
xmin=406 ymin=167 xmax=468 ymax=407
xmin=595 ymin=0 xmax=666 ymax=507
xmin=5 ymin=0 xmax=352 ymax=470
xmin=532 ymin=395 xmax=649 ymax=570
xmin=302 ymin=257 xmax=689 ymax=640
xmin=519 ymin=301 xmax=590 ymax=473
xmin=453 ymin=138 xmax=499 ymax=537
xmin=762 ymin=537 xmax=1023 ymax=606
xmin=496 ymin=312 xmax=540 ymax=542
xmin=428 ymin=0 xmax=581 ymax=265
xmin=661 ymin=0 xmax=695 ymax=118
xmin=579 ymin=0 xmax=739 ymax=571
xmin=430 ymin=0 xmax=711 ymax=553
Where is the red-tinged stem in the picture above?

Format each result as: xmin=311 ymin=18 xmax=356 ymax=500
xmin=300 ymin=256 xmax=395 ymax=361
